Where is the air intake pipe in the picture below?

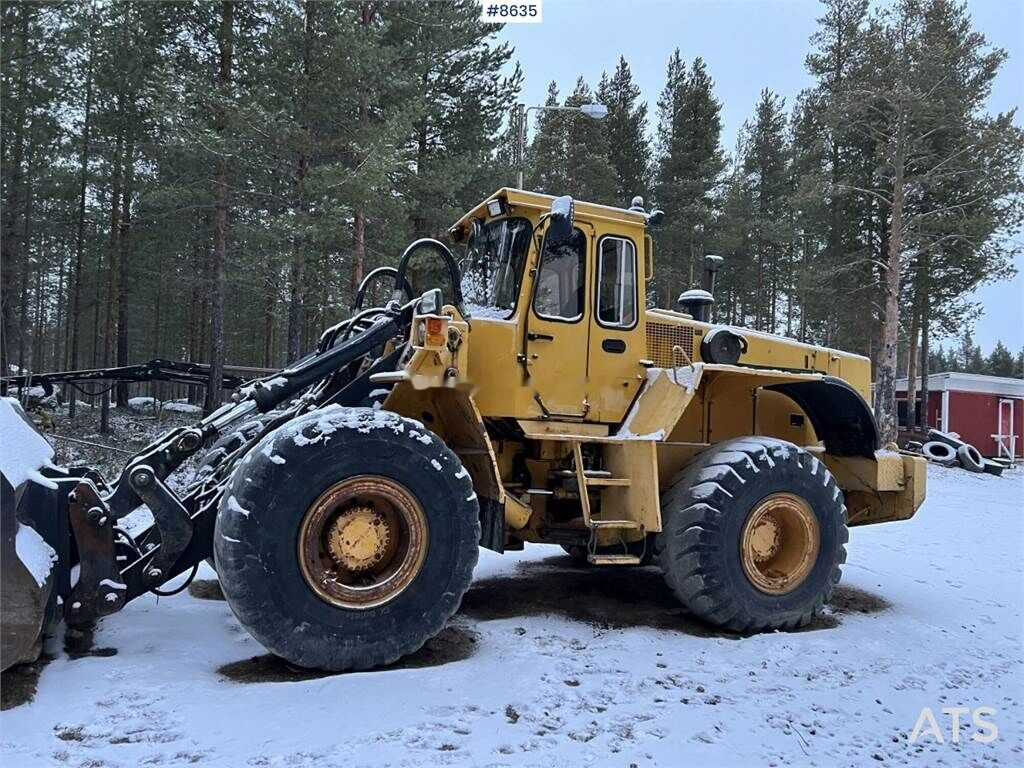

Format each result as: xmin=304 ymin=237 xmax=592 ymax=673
xmin=678 ymin=254 xmax=723 ymax=322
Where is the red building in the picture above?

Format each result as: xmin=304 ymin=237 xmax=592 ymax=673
xmin=894 ymin=372 xmax=1024 ymax=460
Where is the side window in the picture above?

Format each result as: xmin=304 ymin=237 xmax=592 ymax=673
xmin=597 ymin=236 xmax=637 ymax=328
xmin=533 ymin=228 xmax=586 ymax=321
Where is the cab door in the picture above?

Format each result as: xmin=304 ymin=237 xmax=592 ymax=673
xmin=522 ymin=226 xmax=591 ymax=418
xmin=586 ymin=234 xmax=644 ymax=422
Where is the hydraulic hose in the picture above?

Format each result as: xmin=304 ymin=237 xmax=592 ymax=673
xmin=391 ymin=238 xmax=466 ymax=317
xmin=250 ymin=314 xmax=402 ymax=413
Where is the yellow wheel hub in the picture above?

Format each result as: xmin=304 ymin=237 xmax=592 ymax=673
xmin=298 ymin=476 xmax=428 ymax=609
xmin=327 ymin=506 xmax=391 ymax=572
xmin=740 ymin=493 xmax=819 ymax=595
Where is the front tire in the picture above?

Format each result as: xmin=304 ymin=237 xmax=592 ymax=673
xmin=656 ymin=437 xmax=847 ymax=633
xmin=214 ymin=407 xmax=480 ymax=671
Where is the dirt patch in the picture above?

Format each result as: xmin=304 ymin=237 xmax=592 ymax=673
xmin=0 ymin=653 xmax=53 ymax=711
xmin=187 ymin=579 xmax=225 ymax=601
xmin=828 ymin=584 xmax=892 ymax=615
xmin=217 ymin=624 xmax=479 ymax=683
xmin=459 ymin=555 xmax=733 ymax=638
xmin=459 ymin=554 xmax=890 ymax=636
xmin=64 ymin=624 xmax=117 ymax=660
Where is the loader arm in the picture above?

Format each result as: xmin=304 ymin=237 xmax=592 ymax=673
xmin=2 ymin=295 xmax=428 ymax=666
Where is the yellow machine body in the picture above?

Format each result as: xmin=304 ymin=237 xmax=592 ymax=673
xmin=375 ymin=188 xmax=926 ymax=553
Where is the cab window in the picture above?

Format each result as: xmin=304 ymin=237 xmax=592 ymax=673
xmin=533 ymin=228 xmax=586 ymax=321
xmin=597 ymin=236 xmax=637 ymax=328
xmin=461 ymin=217 xmax=533 ymax=317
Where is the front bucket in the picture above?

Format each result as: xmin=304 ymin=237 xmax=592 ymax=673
xmin=1 ymin=398 xmax=63 ymax=671
xmin=1 ymin=476 xmax=54 ymax=671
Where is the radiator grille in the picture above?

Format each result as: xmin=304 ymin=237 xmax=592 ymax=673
xmin=646 ymin=322 xmax=695 ymax=368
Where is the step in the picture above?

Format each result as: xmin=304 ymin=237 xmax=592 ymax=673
xmin=587 ymin=553 xmax=643 ymax=566
xmin=583 ymin=477 xmax=631 ymax=487
xmin=556 ymin=468 xmax=612 ymax=478
xmin=588 ymin=519 xmax=642 ymax=530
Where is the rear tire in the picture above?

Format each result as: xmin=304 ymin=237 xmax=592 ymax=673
xmin=656 ymin=437 xmax=847 ymax=633
xmin=214 ymin=407 xmax=480 ymax=671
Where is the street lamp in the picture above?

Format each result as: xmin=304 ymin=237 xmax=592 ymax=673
xmin=515 ymin=102 xmax=609 ymax=189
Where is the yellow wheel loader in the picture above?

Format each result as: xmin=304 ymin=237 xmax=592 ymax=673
xmin=1 ymin=189 xmax=926 ymax=672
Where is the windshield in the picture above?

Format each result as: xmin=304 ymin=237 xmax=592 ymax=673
xmin=460 ymin=217 xmax=532 ymax=318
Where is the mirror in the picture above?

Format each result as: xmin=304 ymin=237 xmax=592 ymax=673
xmin=547 ymin=195 xmax=574 ymax=246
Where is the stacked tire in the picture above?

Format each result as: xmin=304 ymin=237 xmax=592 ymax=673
xmin=920 ymin=429 xmax=992 ymax=474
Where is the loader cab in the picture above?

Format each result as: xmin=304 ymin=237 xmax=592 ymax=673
xmin=452 ymin=189 xmax=649 ymax=425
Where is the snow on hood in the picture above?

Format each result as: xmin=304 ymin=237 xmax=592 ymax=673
xmin=0 ymin=397 xmax=58 ymax=490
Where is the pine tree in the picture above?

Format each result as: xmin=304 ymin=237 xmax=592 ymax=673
xmin=596 ymin=57 xmax=651 ymax=206
xmin=986 ymin=341 xmax=1015 ymax=378
xmin=653 ymin=51 xmax=725 ymax=305
xmin=526 ymin=81 xmax=568 ymax=194
xmin=564 ymin=78 xmax=617 ymax=205
xmin=800 ymin=0 xmax=874 ymax=352
xmin=819 ymin=0 xmax=1024 ymax=442
xmin=386 ymin=2 xmax=521 ymax=240
xmin=742 ymin=89 xmax=792 ymax=332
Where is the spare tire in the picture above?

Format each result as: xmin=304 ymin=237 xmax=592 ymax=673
xmin=957 ymin=443 xmax=984 ymax=473
xmin=927 ymin=429 xmax=966 ymax=450
xmin=921 ymin=441 xmax=956 ymax=465
xmin=982 ymin=459 xmax=1005 ymax=476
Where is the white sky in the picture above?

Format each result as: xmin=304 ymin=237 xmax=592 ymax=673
xmin=498 ymin=0 xmax=1023 ymax=354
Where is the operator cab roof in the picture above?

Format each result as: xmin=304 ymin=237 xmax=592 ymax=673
xmin=449 ymin=188 xmax=647 ymax=243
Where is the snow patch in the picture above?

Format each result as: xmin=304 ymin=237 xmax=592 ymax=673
xmin=163 ymin=400 xmax=202 ymax=414
xmin=15 ymin=523 xmax=56 ymax=588
xmin=0 ymin=397 xmax=59 ymax=489
xmin=462 ymin=303 xmax=515 ymax=321
xmin=550 ymin=195 xmax=573 ymax=217
xmin=408 ymin=429 xmax=432 ymax=445
xmin=259 ymin=440 xmax=286 ymax=465
xmin=225 ymin=495 xmax=251 ymax=518
xmin=279 ymin=405 xmax=411 ymax=451
xmin=430 ymin=459 xmax=443 ymax=471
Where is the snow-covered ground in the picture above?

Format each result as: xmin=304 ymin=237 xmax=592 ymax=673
xmin=1 ymin=465 xmax=1021 ymax=767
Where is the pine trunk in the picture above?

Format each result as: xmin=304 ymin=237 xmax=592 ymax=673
xmin=874 ymin=125 xmax=906 ymax=446
xmin=1 ymin=6 xmax=28 ymax=375
xmin=67 ymin=22 xmax=94 ymax=418
xmin=287 ymin=0 xmax=315 ymax=362
xmin=206 ymin=0 xmax=234 ymax=413
xmin=919 ymin=250 xmax=931 ymax=431
xmin=115 ymin=138 xmax=134 ymax=407
xmin=905 ymin=289 xmax=920 ymax=432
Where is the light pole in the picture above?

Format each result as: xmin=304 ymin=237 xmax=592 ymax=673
xmin=515 ymin=102 xmax=609 ymax=189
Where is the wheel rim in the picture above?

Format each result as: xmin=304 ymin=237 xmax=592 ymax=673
xmin=740 ymin=493 xmax=819 ymax=595
xmin=298 ymin=476 xmax=428 ymax=609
